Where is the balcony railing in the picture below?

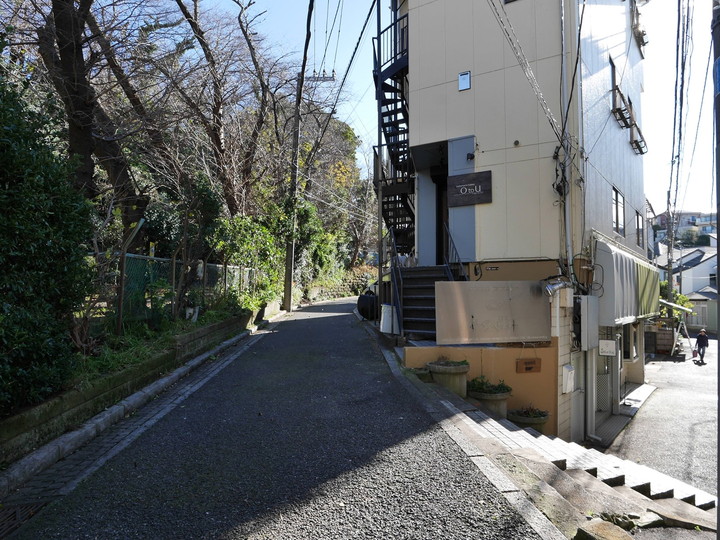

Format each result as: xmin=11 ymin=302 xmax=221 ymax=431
xmin=373 ymin=15 xmax=408 ymax=76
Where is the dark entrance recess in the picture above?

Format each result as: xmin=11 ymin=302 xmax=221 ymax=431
xmin=432 ymin=168 xmax=448 ymax=266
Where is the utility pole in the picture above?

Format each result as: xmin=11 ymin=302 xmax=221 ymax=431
xmin=713 ymin=1 xmax=720 ymax=333
xmin=280 ymin=3 xmax=336 ymax=313
xmin=665 ymin=190 xmax=675 ymax=314
xmin=282 ymin=66 xmax=336 ymax=313
xmin=282 ymin=0 xmax=315 ymax=313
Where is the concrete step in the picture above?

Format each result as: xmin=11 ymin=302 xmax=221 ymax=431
xmin=595 ymin=453 xmax=657 ymax=498
xmin=496 ymin=420 xmax=569 ymax=469
xmin=434 ymin=397 xmax=715 ymax=538
xmin=511 ymin=448 xmax=659 ymax=526
xmin=487 ymin=450 xmax=592 ymax=539
xmin=404 ymin=329 xmax=436 ymax=339
xmin=628 ymin=462 xmax=717 ymax=510
xmin=439 ymin=385 xmax=717 ymax=520
xmin=402 ymin=294 xmax=435 ymax=306
xmin=566 ymin=448 xmax=626 ymax=486
xmin=402 ymin=306 xmax=435 ymax=315
xmin=613 ymin=485 xmax=717 ymax=532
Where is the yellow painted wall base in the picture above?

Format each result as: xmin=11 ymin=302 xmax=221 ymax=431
xmin=403 ymin=340 xmax=560 ymax=436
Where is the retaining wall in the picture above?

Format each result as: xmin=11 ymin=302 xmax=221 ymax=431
xmin=0 ymin=314 xmax=251 ymax=466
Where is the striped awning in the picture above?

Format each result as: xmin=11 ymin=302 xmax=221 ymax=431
xmin=595 ymin=240 xmax=660 ymax=326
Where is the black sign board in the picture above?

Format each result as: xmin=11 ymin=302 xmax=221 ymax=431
xmin=447 ymin=171 xmax=492 ymax=207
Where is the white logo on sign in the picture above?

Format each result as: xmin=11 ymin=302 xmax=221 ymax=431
xmin=459 ymin=183 xmax=483 ymax=195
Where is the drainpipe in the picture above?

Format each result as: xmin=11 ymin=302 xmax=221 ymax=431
xmin=560 ymin=0 xmax=574 ymax=280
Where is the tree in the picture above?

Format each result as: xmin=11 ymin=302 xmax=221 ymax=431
xmin=0 ymin=42 xmax=92 ymax=414
xmin=36 ymin=0 xmax=149 ymax=247
xmin=658 ymin=280 xmax=693 ymax=318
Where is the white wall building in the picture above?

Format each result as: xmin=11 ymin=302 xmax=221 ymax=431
xmin=375 ymin=0 xmax=659 ymax=443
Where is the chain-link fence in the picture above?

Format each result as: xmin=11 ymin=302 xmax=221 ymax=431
xmin=109 ymin=254 xmax=254 ymax=327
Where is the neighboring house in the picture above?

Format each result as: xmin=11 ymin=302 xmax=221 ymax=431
xmin=686 ymin=287 xmax=718 ymax=334
xmin=374 ymin=0 xmax=659 ymax=444
xmin=655 ymin=246 xmax=717 ymax=332
xmin=653 ymin=211 xmax=718 ymax=240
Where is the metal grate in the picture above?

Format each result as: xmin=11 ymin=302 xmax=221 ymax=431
xmin=0 ymin=502 xmax=47 ymax=538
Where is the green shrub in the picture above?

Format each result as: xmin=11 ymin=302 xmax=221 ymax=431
xmin=467 ymin=375 xmax=512 ymax=394
xmin=0 ymin=61 xmax=92 ymax=415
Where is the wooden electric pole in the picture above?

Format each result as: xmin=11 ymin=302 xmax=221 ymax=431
xmin=282 ymin=1 xmax=315 ymax=313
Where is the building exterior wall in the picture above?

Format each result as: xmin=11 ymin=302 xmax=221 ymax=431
xmin=552 ymin=292 xmax=574 ymax=440
xmin=416 ymin=172 xmax=437 ymax=266
xmin=579 ymin=1 xmax=647 ymax=254
xmin=408 ymin=0 xmax=564 ymax=261
xmin=403 ymin=341 xmax=561 ymax=436
xmin=676 ymin=255 xmax=717 ymax=296
xmin=393 ymin=0 xmax=655 ymax=443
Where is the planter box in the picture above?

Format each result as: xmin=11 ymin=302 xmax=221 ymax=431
xmin=427 ymin=362 xmax=469 ymax=397
xmin=468 ymin=391 xmax=511 ymax=418
xmin=507 ymin=410 xmax=550 ymax=433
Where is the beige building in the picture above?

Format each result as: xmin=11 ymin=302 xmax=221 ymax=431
xmin=375 ymin=0 xmax=659 ymax=443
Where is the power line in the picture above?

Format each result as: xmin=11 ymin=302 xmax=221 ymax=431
xmin=486 ymin=0 xmax=563 ymax=142
xmin=670 ymin=0 xmax=693 ymax=215
xmin=303 ymin=1 xmax=376 ymax=169
xmin=319 ymin=0 xmax=343 ymax=74
xmin=678 ymin=44 xmax=712 ymax=211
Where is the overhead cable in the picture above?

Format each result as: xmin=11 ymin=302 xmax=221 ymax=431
xmin=486 ymin=0 xmax=563 ymax=142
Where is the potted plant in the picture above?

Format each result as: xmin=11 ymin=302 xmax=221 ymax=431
xmin=467 ymin=376 xmax=512 ymax=418
xmin=507 ymin=404 xmax=550 ymax=433
xmin=426 ymin=357 xmax=470 ymax=397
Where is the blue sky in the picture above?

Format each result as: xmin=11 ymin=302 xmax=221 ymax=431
xmin=240 ymin=0 xmax=379 ymax=172
xmin=224 ymin=1 xmax=715 ymax=215
xmin=642 ymin=2 xmax=714 ymax=215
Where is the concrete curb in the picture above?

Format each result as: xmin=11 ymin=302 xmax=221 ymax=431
xmin=0 ymin=312 xmax=286 ymax=500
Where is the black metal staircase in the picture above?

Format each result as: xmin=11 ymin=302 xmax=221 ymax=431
xmin=374 ymin=14 xmax=415 ymax=254
xmin=400 ymin=265 xmax=452 ymax=340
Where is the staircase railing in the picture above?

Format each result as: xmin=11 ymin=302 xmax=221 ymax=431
xmin=444 ymin=223 xmax=469 ymax=281
xmin=384 ymin=227 xmax=404 ymax=336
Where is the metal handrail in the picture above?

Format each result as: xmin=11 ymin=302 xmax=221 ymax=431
xmin=384 ymin=227 xmax=404 ymax=336
xmin=444 ymin=223 xmax=469 ymax=281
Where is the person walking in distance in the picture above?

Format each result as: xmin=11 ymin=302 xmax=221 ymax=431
xmin=694 ymin=329 xmax=709 ymax=365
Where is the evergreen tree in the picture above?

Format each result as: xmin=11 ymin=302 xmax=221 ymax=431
xmin=0 ymin=39 xmax=92 ymax=415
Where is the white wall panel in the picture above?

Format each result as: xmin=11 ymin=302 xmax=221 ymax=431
xmin=474 ymin=70 xmax=506 ymax=154
xmin=444 ymin=0 xmax=475 ymax=79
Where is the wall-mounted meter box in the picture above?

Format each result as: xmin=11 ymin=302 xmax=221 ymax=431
xmin=562 ymin=364 xmax=575 ymax=393
xmin=574 ymin=295 xmax=599 ymax=351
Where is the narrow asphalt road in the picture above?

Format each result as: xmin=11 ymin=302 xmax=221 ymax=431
xmin=8 ymin=299 xmax=545 ymax=539
xmin=608 ymin=339 xmax=717 ymax=496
